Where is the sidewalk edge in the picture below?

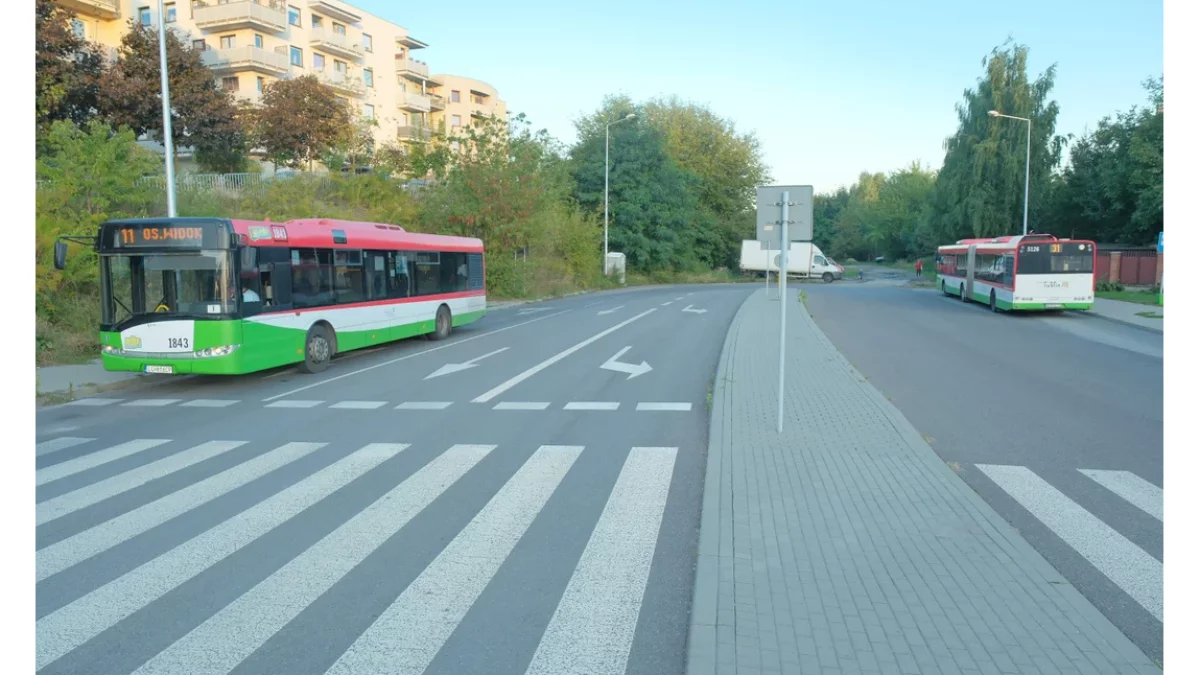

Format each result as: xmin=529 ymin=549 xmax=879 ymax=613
xmin=684 ymin=287 xmax=750 ymax=675
xmin=1080 ymin=309 xmax=1164 ymax=334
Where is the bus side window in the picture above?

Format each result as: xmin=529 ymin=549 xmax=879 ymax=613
xmin=270 ymin=262 xmax=293 ymax=308
xmin=1002 ymin=255 xmax=1014 ymax=286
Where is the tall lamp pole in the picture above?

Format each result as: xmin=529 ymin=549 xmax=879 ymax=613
xmin=604 ymin=113 xmax=636 ymax=274
xmin=988 ymin=110 xmax=1031 ymax=235
xmin=156 ymin=0 xmax=178 ymax=216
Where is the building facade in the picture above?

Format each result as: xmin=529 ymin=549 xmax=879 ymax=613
xmin=55 ymin=0 xmax=505 ymax=166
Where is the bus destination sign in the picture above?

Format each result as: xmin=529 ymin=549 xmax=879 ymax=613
xmin=109 ymin=224 xmax=216 ymax=249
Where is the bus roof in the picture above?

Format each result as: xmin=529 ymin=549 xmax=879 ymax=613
xmin=230 ymin=218 xmax=484 ymax=253
xmin=938 ymin=233 xmax=1096 ymax=251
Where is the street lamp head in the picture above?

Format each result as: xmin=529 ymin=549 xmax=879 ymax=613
xmin=625 ymin=113 xmax=636 ymax=120
xmin=987 ymin=110 xmax=1000 ymax=117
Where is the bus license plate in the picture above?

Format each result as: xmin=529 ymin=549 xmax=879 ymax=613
xmin=1046 ymin=303 xmax=1063 ymax=309
xmin=145 ymin=365 xmax=174 ymax=374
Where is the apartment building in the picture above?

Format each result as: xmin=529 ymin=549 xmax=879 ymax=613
xmin=55 ymin=0 xmax=505 ymax=163
xmin=425 ymin=74 xmax=507 ymax=150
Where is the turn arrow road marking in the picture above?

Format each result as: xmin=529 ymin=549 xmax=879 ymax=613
xmin=600 ymin=346 xmax=652 ymax=380
xmin=425 ymin=347 xmax=509 ymax=380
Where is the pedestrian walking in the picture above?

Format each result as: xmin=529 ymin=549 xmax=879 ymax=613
xmin=915 ymin=259 xmax=924 ymax=277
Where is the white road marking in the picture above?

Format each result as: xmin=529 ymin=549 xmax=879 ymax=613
xmin=329 ymin=401 xmax=388 ymax=410
xmin=129 ymin=444 xmax=498 ymax=675
xmin=36 ymin=441 xmax=248 ymax=525
xmin=36 ymin=439 xmax=170 ymax=486
xmin=564 ymin=402 xmax=620 ymax=411
xmin=261 ymin=368 xmax=297 ymax=380
xmin=597 ymin=305 xmax=624 ymax=316
xmin=395 ymin=401 xmax=453 ymax=410
xmin=473 ymin=309 xmax=657 ymax=403
xmin=524 ymin=447 xmax=677 ymax=675
xmin=600 ymin=346 xmax=652 ymax=380
xmin=660 ymin=301 xmax=673 ymax=306
xmin=265 ymin=400 xmax=324 ymax=409
xmin=494 ymin=402 xmax=551 ymax=410
xmin=1080 ymin=469 xmax=1164 ymax=522
xmin=977 ymin=464 xmax=1163 ymax=622
xmin=64 ymin=398 xmax=122 ymax=406
xmin=425 ymin=347 xmax=510 ymax=380
xmin=122 ymin=399 xmax=182 ymax=407
xmin=675 ymin=296 xmax=684 ymax=301
xmin=263 ymin=310 xmax=570 ymax=402
xmin=325 ymin=445 xmax=580 ymax=675
xmin=36 ymin=437 xmax=94 ymax=457
xmin=36 ymin=443 xmax=400 ymax=670
xmin=37 ymin=443 xmax=324 ymax=582
xmin=180 ymin=399 xmax=240 ymax=408
xmin=636 ymin=402 xmax=692 ymax=411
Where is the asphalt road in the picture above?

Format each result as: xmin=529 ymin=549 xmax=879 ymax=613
xmin=804 ymin=282 xmax=1165 ymax=665
xmin=34 ymin=283 xmax=756 ymax=675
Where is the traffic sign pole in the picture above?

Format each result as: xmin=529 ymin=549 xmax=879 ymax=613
xmin=777 ymin=192 xmax=789 ymax=433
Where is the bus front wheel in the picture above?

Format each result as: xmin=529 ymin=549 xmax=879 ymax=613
xmin=300 ymin=325 xmax=335 ymax=374
xmin=428 ymin=305 xmax=452 ymax=341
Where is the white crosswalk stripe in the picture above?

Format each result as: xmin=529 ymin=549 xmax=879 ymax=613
xmin=35 ymin=435 xmax=685 ymax=675
xmin=1079 ymin=469 xmax=1163 ymax=521
xmin=36 ymin=437 xmax=94 ymax=456
xmin=37 ymin=439 xmax=170 ymax=486
xmin=977 ymin=463 xmax=1163 ymax=622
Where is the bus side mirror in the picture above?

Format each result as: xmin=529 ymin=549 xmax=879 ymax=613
xmin=53 ymin=240 xmax=68 ymax=270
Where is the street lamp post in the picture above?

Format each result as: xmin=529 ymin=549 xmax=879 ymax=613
xmin=604 ymin=113 xmax=636 ymax=274
xmin=988 ymin=110 xmax=1031 ymax=235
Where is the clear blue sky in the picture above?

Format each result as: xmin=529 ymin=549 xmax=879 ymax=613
xmin=357 ymin=0 xmax=1162 ymax=194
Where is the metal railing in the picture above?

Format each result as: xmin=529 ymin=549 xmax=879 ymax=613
xmin=317 ymin=71 xmax=365 ymax=95
xmin=395 ymin=57 xmax=429 ymax=78
xmin=200 ymin=46 xmax=291 ymax=74
xmin=399 ymin=91 xmax=431 ymax=112
xmin=397 ymin=125 xmax=433 ymax=141
xmin=193 ymin=0 xmax=288 ymax=32
xmin=429 ymin=94 xmax=446 ymax=110
xmin=309 ymin=26 xmax=364 ymax=58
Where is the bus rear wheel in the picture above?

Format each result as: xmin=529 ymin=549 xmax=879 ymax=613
xmin=427 ymin=305 xmax=452 ymax=341
xmin=300 ymin=325 xmax=334 ymax=374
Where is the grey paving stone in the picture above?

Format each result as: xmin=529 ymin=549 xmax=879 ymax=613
xmin=684 ymin=290 xmax=1159 ymax=675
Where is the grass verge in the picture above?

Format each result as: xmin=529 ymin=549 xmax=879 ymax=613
xmin=1096 ymin=290 xmax=1162 ymax=306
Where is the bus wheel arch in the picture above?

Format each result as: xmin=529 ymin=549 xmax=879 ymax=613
xmin=299 ymin=321 xmax=337 ymax=374
xmin=428 ymin=304 xmax=452 ymax=341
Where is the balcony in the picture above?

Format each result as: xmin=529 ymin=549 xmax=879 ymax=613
xmin=307 ymin=0 xmax=361 ymax=23
xmin=397 ymin=125 xmax=432 ymax=142
xmin=200 ymin=46 xmax=290 ymax=76
xmin=429 ymin=94 xmax=446 ymax=111
xmin=194 ymin=0 xmax=288 ymax=33
xmin=395 ymin=57 xmax=430 ymax=81
xmin=399 ymin=91 xmax=431 ymax=113
xmin=58 ymin=0 xmax=119 ymax=19
xmin=317 ymin=71 xmax=365 ymax=96
xmin=309 ymin=26 xmax=363 ymax=60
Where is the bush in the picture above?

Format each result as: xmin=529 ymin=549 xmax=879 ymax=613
xmin=1096 ymin=280 xmax=1125 ymax=292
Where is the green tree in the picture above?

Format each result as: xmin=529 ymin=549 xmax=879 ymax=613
xmin=249 ymin=75 xmax=353 ymax=171
xmin=927 ymin=41 xmax=1065 ymax=242
xmin=813 ymin=188 xmax=851 ymax=254
xmin=867 ymin=162 xmax=937 ymax=259
xmin=35 ymin=0 xmax=106 ymax=135
xmin=98 ymin=22 xmax=246 ymax=173
xmin=830 ymin=172 xmax=885 ymax=261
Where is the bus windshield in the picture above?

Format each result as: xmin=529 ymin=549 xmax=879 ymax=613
xmin=102 ymin=251 xmax=236 ymax=328
xmin=1018 ymin=243 xmax=1094 ymax=275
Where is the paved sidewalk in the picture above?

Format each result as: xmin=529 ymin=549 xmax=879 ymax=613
xmin=36 ymin=359 xmax=143 ymax=398
xmin=1088 ymin=298 xmax=1163 ymax=333
xmin=687 ymin=289 xmax=1159 ymax=675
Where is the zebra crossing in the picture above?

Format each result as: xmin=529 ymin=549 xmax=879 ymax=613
xmin=35 ymin=435 xmax=680 ymax=675
xmin=974 ymin=462 xmax=1164 ymax=623
xmin=60 ymin=397 xmax=695 ymax=412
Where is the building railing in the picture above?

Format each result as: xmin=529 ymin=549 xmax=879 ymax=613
xmin=397 ymin=125 xmax=433 ymax=141
xmin=193 ymin=0 xmax=288 ymax=31
xmin=200 ymin=46 xmax=291 ymax=74
xmin=395 ymin=57 xmax=430 ymax=78
xmin=317 ymin=71 xmax=365 ymax=95
xmin=429 ymin=94 xmax=446 ymax=110
xmin=399 ymin=91 xmax=431 ymax=112
xmin=309 ymin=26 xmax=364 ymax=58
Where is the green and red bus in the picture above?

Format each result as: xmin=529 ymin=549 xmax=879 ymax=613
xmin=54 ymin=217 xmax=486 ymax=375
xmin=935 ymin=233 xmax=1096 ymax=311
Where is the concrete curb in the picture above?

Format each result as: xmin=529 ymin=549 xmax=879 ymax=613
xmin=1081 ymin=309 xmax=1164 ymax=334
xmin=37 ymin=372 xmax=200 ymax=408
xmin=684 ymin=289 xmax=751 ymax=675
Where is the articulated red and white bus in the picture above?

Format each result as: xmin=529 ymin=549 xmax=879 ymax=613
xmin=936 ymin=233 xmax=1096 ymax=312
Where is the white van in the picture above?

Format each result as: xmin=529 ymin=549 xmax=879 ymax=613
xmin=739 ymin=240 xmax=844 ymax=282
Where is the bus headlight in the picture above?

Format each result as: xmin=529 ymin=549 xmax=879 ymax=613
xmin=197 ymin=345 xmax=240 ymax=358
xmin=101 ymin=345 xmax=121 ymax=355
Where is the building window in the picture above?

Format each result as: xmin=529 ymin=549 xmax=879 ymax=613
xmin=71 ymin=18 xmax=86 ymax=39
xmin=221 ymin=76 xmax=239 ymax=92
xmin=288 ymin=5 xmax=300 ymax=26
xmin=364 ymin=103 xmax=374 ymax=120
xmin=333 ymin=22 xmax=346 ymax=35
xmin=450 ymin=90 xmax=461 ymax=103
xmin=399 ymin=112 xmax=408 ymax=126
xmin=334 ymin=60 xmax=347 ymax=74
xmin=220 ymin=35 xmax=236 ymax=49
xmin=290 ymin=46 xmax=303 ymax=67
xmin=165 ymin=2 xmax=176 ymax=22
xmin=450 ymin=140 xmax=460 ymax=152
xmin=311 ymin=14 xmax=322 ymax=28
xmin=363 ymin=33 xmax=372 ymax=52
xmin=254 ymin=34 xmax=264 ymax=49
xmin=138 ymin=6 xmax=151 ymax=25
xmin=257 ymin=77 xmax=265 ymax=92
xmin=451 ymin=114 xmax=461 ymax=127
xmin=335 ymin=96 xmax=348 ymax=106
xmin=363 ymin=68 xmax=373 ymax=88
xmin=313 ymin=53 xmax=325 ymax=70
xmin=192 ymin=39 xmax=207 ymax=51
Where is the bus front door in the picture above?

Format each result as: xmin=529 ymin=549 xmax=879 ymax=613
xmin=965 ymin=245 xmax=977 ymax=301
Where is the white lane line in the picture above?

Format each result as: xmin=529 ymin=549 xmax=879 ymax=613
xmin=64 ymin=398 xmax=122 ymax=407
xmin=524 ymin=447 xmax=678 ymax=675
xmin=494 ymin=402 xmax=551 ymax=411
xmin=36 ymin=441 xmax=248 ymax=526
xmin=473 ymin=308 xmax=657 ymax=403
xmin=36 ymin=439 xmax=170 ymax=486
xmin=326 ymin=445 xmax=580 ymax=675
xmin=330 ymin=401 xmax=388 ymax=410
xmin=36 ymin=443 xmax=401 ymax=670
xmin=261 ymin=368 xmax=297 ymax=380
xmin=675 ymin=296 xmax=684 ymax=301
xmin=264 ymin=400 xmax=324 ymax=409
xmin=122 ymin=399 xmax=182 ymax=407
xmin=262 ymin=309 xmax=571 ymax=402
xmin=130 ymin=444 xmax=497 ymax=675
xmin=660 ymin=301 xmax=673 ymax=306
xmin=36 ymin=437 xmax=94 ymax=457
xmin=37 ymin=443 xmax=324 ymax=582
xmin=180 ymin=399 xmax=240 ymax=408
xmin=636 ymin=402 xmax=692 ymax=411
xmin=564 ymin=402 xmax=620 ymax=411
xmin=1080 ymin=469 xmax=1163 ymax=522
xmin=395 ymin=401 xmax=453 ymax=410
xmin=977 ymin=464 xmax=1163 ymax=622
